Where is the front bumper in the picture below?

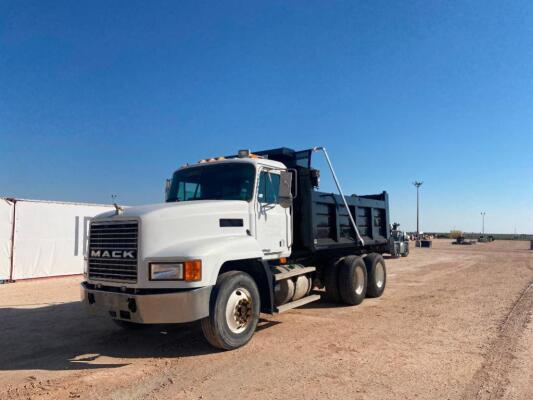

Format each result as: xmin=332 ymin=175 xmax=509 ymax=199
xmin=80 ymin=282 xmax=212 ymax=324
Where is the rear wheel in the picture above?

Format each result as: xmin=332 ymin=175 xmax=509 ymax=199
xmin=338 ymin=256 xmax=367 ymax=305
xmin=365 ymin=253 xmax=387 ymax=298
xmin=201 ymin=271 xmax=260 ymax=350
xmin=324 ymin=258 xmax=342 ymax=303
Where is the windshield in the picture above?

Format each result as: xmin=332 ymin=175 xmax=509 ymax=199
xmin=166 ymin=162 xmax=256 ymax=202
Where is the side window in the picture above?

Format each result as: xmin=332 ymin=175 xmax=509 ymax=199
xmin=268 ymin=174 xmax=280 ymax=203
xmin=258 ymin=172 xmax=280 ymax=204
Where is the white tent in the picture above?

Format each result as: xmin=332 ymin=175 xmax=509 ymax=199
xmin=0 ymin=198 xmax=114 ymax=281
xmin=0 ymin=200 xmax=14 ymax=280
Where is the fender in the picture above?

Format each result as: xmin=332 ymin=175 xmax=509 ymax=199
xmin=146 ymin=235 xmax=264 ymax=286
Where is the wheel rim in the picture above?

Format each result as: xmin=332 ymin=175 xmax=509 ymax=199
xmin=225 ymin=287 xmax=253 ymax=334
xmin=375 ymin=263 xmax=385 ymax=288
xmin=354 ymin=267 xmax=365 ymax=295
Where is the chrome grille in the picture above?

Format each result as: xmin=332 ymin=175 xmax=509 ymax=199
xmin=88 ymin=220 xmax=138 ymax=282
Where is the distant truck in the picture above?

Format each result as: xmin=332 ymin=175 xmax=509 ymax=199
xmin=81 ymin=147 xmax=393 ymax=350
xmin=389 ymin=223 xmax=409 ymax=257
xmin=452 ymin=236 xmax=476 ymax=245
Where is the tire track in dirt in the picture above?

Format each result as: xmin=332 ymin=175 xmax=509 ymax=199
xmin=461 ymin=282 xmax=533 ymax=400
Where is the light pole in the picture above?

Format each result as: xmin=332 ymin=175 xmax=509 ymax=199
xmin=481 ymin=212 xmax=486 ymax=235
xmin=413 ymin=181 xmax=423 ymax=237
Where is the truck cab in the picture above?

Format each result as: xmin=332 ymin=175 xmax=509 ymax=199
xmin=162 ymin=156 xmax=293 ymax=260
xmin=82 ymin=148 xmax=391 ymax=350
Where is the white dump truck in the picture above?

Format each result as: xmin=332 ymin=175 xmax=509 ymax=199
xmin=82 ymin=147 xmax=392 ymax=349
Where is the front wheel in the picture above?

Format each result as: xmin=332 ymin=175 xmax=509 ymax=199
xmin=201 ymin=271 xmax=260 ymax=350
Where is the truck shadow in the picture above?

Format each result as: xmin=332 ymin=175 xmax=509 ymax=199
xmin=0 ymin=302 xmax=278 ymax=372
xmin=300 ymin=299 xmax=352 ymax=310
xmin=292 ymin=291 xmax=351 ymax=310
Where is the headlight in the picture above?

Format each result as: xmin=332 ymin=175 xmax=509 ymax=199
xmin=149 ymin=260 xmax=202 ymax=281
xmin=150 ymin=263 xmax=183 ymax=280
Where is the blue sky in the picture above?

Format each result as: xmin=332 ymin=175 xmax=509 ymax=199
xmin=1 ymin=1 xmax=532 ymax=234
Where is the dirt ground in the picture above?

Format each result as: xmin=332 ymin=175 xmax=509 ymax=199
xmin=0 ymin=239 xmax=532 ymax=400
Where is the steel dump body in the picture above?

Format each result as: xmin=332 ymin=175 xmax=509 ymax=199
xmin=309 ymin=191 xmax=390 ymax=251
xmin=254 ymin=147 xmax=391 ymax=258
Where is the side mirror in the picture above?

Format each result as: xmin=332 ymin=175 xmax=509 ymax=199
xmin=278 ymin=171 xmax=293 ymax=208
xmin=165 ymin=179 xmax=171 ymax=201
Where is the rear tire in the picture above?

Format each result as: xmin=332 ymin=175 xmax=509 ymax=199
xmin=338 ymin=256 xmax=367 ymax=305
xmin=201 ymin=271 xmax=260 ymax=350
xmin=324 ymin=258 xmax=342 ymax=303
xmin=364 ymin=253 xmax=387 ymax=298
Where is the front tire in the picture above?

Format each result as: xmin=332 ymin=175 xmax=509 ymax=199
xmin=201 ymin=271 xmax=260 ymax=350
xmin=365 ymin=253 xmax=387 ymax=298
xmin=338 ymin=256 xmax=367 ymax=305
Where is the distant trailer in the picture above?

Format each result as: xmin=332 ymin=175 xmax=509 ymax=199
xmin=452 ymin=237 xmax=476 ymax=245
xmin=416 ymin=240 xmax=432 ymax=248
xmin=0 ymin=198 xmax=114 ymax=281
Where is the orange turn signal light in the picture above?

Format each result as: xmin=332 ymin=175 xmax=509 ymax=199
xmin=184 ymin=260 xmax=202 ymax=281
xmin=279 ymin=257 xmax=287 ymax=264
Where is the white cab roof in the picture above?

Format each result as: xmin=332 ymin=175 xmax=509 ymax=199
xmin=176 ymin=157 xmax=286 ymax=173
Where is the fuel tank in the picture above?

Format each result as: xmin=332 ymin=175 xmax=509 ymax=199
xmin=273 ymin=265 xmax=313 ymax=306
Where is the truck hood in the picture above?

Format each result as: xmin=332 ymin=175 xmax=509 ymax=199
xmin=95 ymin=200 xmax=248 ymax=219
xmin=93 ymin=200 xmax=252 ymax=259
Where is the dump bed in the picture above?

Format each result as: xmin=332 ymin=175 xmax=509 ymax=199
xmin=310 ymin=191 xmax=390 ymax=251
xmin=254 ymin=147 xmax=391 ymax=257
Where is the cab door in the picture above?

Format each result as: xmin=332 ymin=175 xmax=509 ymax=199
xmin=255 ymin=169 xmax=290 ymax=258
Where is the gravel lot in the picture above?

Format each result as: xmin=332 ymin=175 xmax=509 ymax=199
xmin=1 ymin=239 xmax=532 ymax=400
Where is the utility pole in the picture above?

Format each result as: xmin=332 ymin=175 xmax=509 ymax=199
xmin=481 ymin=212 xmax=486 ymax=235
xmin=413 ymin=181 xmax=423 ymax=237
